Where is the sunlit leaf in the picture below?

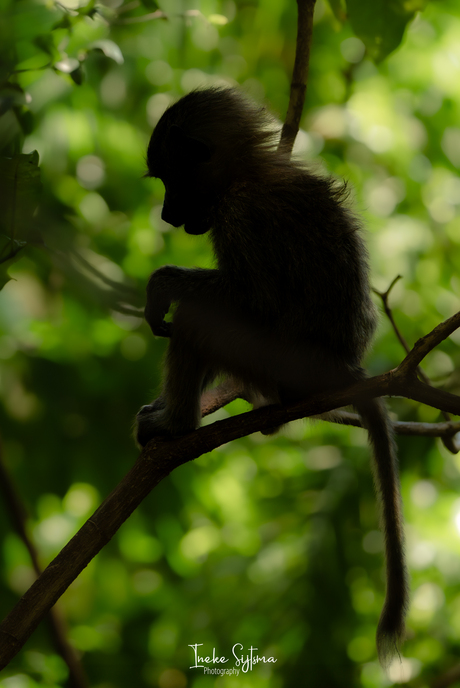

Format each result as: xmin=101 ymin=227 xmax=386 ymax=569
xmin=55 ymin=57 xmax=80 ymax=73
xmin=208 ymin=14 xmax=229 ymax=26
xmin=347 ymin=0 xmax=419 ymax=62
xmin=90 ymin=39 xmax=124 ymax=65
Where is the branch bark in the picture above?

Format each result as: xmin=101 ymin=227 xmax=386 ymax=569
xmin=1 ymin=311 xmax=460 ymax=668
xmin=396 ymin=310 xmax=460 ymax=376
xmin=375 ymin=276 xmax=459 ymax=453
xmin=279 ymin=0 xmax=317 ymax=152
xmin=320 ymin=410 xmax=460 ymax=439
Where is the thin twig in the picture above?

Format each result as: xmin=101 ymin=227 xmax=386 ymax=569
xmin=38 ymin=245 xmax=144 ymax=315
xmin=374 ymin=276 xmax=410 ymax=352
xmin=375 ymin=277 xmax=459 ymax=453
xmin=321 ymin=410 xmax=460 ymax=439
xmin=69 ymin=249 xmax=139 ymax=299
xmin=279 ymin=0 xmax=317 ymax=152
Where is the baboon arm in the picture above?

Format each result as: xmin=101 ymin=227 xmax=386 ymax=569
xmin=144 ymin=265 xmax=219 ymax=337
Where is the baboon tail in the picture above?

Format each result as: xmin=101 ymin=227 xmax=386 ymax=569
xmin=355 ymin=397 xmax=409 ymax=668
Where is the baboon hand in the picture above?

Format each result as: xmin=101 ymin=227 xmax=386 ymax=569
xmin=144 ymin=299 xmax=172 ymax=337
xmin=144 ymin=266 xmax=179 ymax=337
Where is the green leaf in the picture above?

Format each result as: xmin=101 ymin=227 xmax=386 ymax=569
xmin=34 ymin=33 xmax=57 ymax=57
xmin=0 ymin=151 xmax=42 ymax=243
xmin=140 ymin=0 xmax=159 ymax=9
xmin=81 ymin=0 xmax=97 ymax=15
xmin=11 ymin=0 xmax=62 ymax=41
xmin=346 ymin=0 xmax=424 ymax=62
xmin=55 ymin=57 xmax=80 ymax=73
xmin=17 ymin=109 xmax=35 ymax=137
xmin=327 ymin=0 xmax=347 ymax=23
xmin=0 ymin=84 xmax=27 ymax=117
xmin=0 ymin=262 xmax=13 ymax=290
xmin=90 ymin=39 xmax=124 ymax=65
xmin=70 ymin=65 xmax=85 ymax=85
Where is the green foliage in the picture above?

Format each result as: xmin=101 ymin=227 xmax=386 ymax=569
xmin=346 ymin=0 xmax=428 ymax=62
xmin=0 ymin=150 xmax=41 ymax=237
xmin=2 ymin=0 xmax=460 ymax=687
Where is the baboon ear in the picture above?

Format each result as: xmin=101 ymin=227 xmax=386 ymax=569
xmin=168 ymin=124 xmax=212 ymax=163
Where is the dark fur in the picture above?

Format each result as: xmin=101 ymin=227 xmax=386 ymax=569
xmin=136 ymin=87 xmax=409 ymax=666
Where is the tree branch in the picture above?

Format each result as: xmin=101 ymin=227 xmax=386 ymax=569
xmin=279 ymin=0 xmax=317 ymax=152
xmin=319 ymin=409 xmax=460 ymax=439
xmin=396 ymin=310 xmax=460 ymax=376
xmin=374 ymin=276 xmax=459 ymax=453
xmin=2 ymin=310 xmax=460 ymax=668
xmin=374 ymin=276 xmax=411 ymax=354
xmin=200 ymin=378 xmax=243 ymax=416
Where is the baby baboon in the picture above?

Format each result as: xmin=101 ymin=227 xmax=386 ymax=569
xmin=136 ymin=87 xmax=408 ymax=666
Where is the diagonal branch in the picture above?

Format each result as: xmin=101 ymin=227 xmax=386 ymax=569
xmin=2 ymin=305 xmax=460 ymax=668
xmin=395 ymin=309 xmax=460 ymax=377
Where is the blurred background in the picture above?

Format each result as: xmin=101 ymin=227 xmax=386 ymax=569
xmin=2 ymin=0 xmax=460 ymax=686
